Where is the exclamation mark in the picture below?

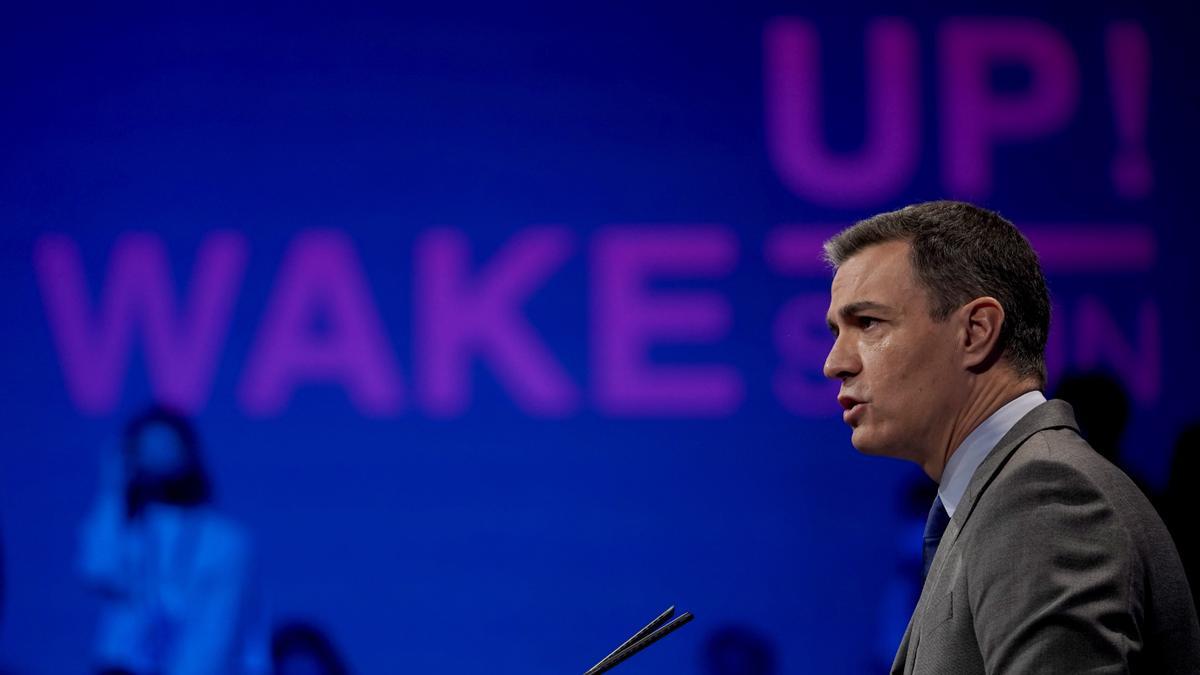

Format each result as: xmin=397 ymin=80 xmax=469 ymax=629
xmin=1106 ymin=22 xmax=1152 ymax=199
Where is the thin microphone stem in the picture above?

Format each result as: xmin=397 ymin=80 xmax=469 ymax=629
xmin=584 ymin=606 xmax=674 ymax=675
xmin=588 ymin=611 xmax=694 ymax=675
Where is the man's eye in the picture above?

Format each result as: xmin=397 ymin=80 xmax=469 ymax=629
xmin=859 ymin=317 xmax=879 ymax=329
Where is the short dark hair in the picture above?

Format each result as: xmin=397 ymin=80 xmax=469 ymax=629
xmin=272 ymin=621 xmax=349 ymax=675
xmin=823 ymin=200 xmax=1051 ymax=385
xmin=122 ymin=404 xmax=212 ymax=516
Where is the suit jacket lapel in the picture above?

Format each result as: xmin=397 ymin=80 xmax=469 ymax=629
xmin=895 ymin=399 xmax=1080 ymax=672
xmin=941 ymin=399 xmax=1079 ymax=555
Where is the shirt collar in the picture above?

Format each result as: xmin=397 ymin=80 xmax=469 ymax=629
xmin=937 ymin=390 xmax=1047 ymax=518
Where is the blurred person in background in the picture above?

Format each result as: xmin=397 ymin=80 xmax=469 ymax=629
xmin=271 ymin=621 xmax=350 ymax=675
xmin=1161 ymin=423 xmax=1200 ymax=615
xmin=1052 ymin=372 xmax=1130 ymax=466
xmin=1053 ymin=371 xmax=1153 ymax=496
xmin=702 ymin=625 xmax=775 ymax=675
xmin=79 ymin=405 xmax=266 ymax=675
xmin=870 ymin=476 xmax=937 ymax=671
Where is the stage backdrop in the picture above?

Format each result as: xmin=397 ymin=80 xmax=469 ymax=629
xmin=1 ymin=2 xmax=1197 ymax=673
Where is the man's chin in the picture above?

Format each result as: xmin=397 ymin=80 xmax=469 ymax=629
xmin=850 ymin=429 xmax=918 ymax=464
xmin=849 ymin=428 xmax=891 ymax=457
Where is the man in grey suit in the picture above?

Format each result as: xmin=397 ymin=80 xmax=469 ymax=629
xmin=821 ymin=201 xmax=1200 ymax=673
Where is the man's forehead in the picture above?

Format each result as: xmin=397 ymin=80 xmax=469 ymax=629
xmin=830 ymin=241 xmax=915 ymax=296
xmin=826 ymin=241 xmax=924 ymax=320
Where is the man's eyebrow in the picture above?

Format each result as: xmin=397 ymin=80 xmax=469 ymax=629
xmin=840 ymin=301 xmax=891 ymax=317
xmin=826 ymin=301 xmax=892 ymax=333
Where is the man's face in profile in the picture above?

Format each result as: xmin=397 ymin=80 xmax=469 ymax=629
xmin=823 ymin=241 xmax=965 ymax=463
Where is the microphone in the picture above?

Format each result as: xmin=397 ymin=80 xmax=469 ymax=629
xmin=583 ymin=606 xmax=694 ymax=674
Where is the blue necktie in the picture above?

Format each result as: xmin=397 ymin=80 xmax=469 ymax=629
xmin=923 ymin=496 xmax=951 ymax=580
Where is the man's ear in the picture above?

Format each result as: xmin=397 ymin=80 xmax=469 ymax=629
xmin=961 ymin=296 xmax=1005 ymax=370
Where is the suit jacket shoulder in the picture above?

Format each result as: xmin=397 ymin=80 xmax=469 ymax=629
xmin=894 ymin=400 xmax=1200 ymax=674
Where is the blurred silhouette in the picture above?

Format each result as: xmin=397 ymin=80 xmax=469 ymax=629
xmin=1053 ymin=372 xmax=1157 ymax=499
xmin=79 ymin=405 xmax=266 ymax=675
xmin=702 ymin=625 xmax=775 ymax=675
xmin=871 ymin=475 xmax=937 ymax=671
xmin=271 ymin=622 xmax=350 ymax=675
xmin=1053 ymin=372 xmax=1131 ymax=465
xmin=1160 ymin=423 xmax=1200 ymax=614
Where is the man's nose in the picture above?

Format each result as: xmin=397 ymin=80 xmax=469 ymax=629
xmin=823 ymin=334 xmax=860 ymax=381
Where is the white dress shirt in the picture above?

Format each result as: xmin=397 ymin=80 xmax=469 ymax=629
xmin=938 ymin=390 xmax=1047 ymax=518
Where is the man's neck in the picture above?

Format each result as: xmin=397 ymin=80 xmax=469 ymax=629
xmin=923 ymin=374 xmax=1040 ymax=482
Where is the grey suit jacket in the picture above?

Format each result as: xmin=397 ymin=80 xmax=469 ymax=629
xmin=892 ymin=400 xmax=1200 ymax=674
